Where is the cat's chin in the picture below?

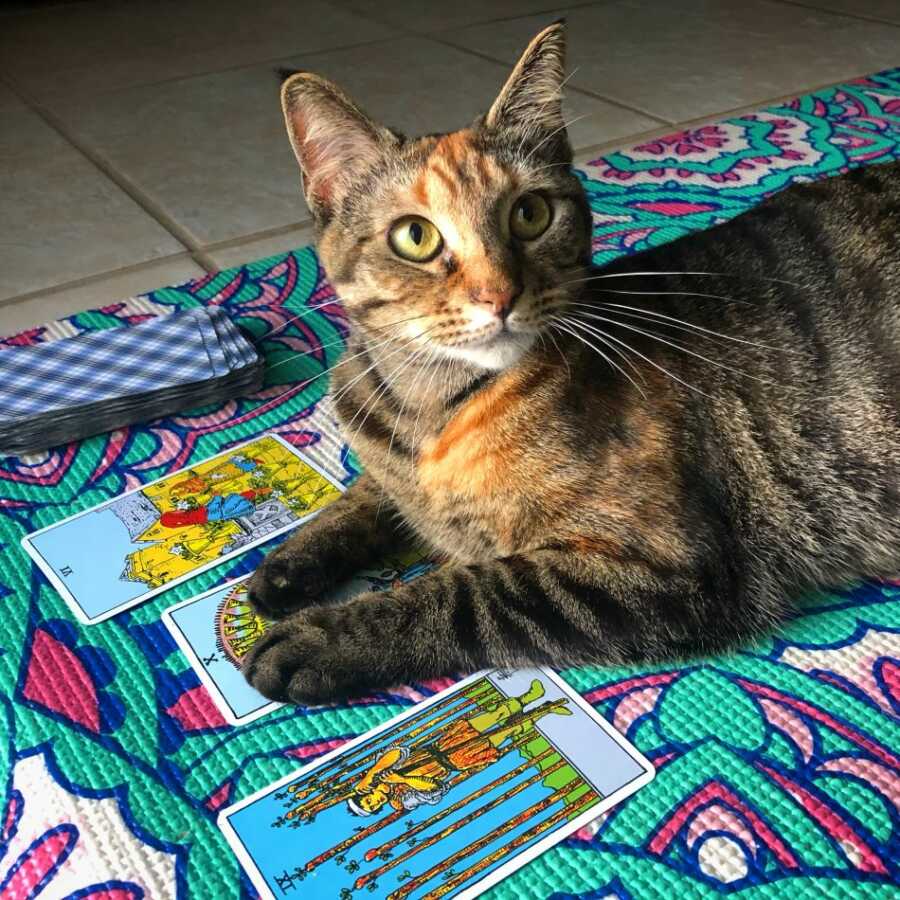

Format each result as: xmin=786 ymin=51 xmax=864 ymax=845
xmin=440 ymin=331 xmax=537 ymax=371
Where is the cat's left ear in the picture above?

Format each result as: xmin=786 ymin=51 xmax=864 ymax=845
xmin=484 ymin=20 xmax=567 ymax=135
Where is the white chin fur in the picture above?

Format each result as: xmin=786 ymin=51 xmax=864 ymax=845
xmin=440 ymin=332 xmax=536 ymax=371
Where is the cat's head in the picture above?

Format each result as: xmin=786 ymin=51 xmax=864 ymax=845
xmin=281 ymin=21 xmax=591 ymax=371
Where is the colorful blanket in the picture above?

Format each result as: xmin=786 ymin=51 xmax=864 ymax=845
xmin=2 ymin=70 xmax=899 ymax=899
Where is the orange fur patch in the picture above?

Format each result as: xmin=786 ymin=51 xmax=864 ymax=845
xmin=418 ymin=372 xmax=527 ymax=497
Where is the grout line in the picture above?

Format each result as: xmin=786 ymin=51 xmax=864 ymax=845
xmin=0 ymin=252 xmax=197 ymax=308
xmin=191 ymin=250 xmax=220 ymax=275
xmin=324 ymin=1 xmax=673 ymax=127
xmin=426 ymin=31 xmax=672 ymax=125
xmin=570 ymin=68 xmax=885 ymax=162
xmin=769 ymin=0 xmax=900 ymax=28
xmin=0 ymin=71 xmax=207 ymax=253
xmin=26 ymin=35 xmax=405 ymax=105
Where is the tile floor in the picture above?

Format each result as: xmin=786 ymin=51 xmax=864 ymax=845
xmin=1 ymin=0 xmax=899 ymax=333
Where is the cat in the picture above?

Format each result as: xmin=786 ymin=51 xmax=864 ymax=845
xmin=242 ymin=21 xmax=900 ymax=704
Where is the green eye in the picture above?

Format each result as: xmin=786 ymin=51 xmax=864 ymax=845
xmin=510 ymin=193 xmax=551 ymax=240
xmin=388 ymin=216 xmax=443 ymax=262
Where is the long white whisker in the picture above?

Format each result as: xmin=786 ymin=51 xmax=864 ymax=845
xmin=575 ymin=302 xmax=790 ymax=353
xmin=523 ymin=113 xmax=590 ymax=165
xmin=562 ymin=270 xmax=802 ymax=288
xmin=331 ymin=326 xmax=435 ymax=407
xmin=552 ymin=318 xmax=647 ymax=399
xmin=568 ymin=311 xmax=768 ymax=383
xmin=559 ymin=315 xmax=712 ymax=398
xmin=541 ymin=326 xmax=571 ymax=381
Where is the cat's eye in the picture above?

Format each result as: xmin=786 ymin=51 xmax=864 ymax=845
xmin=388 ymin=216 xmax=443 ymax=262
xmin=510 ymin=193 xmax=552 ymax=240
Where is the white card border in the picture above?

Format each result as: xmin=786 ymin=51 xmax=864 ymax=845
xmin=162 ymin=574 xmax=280 ymax=727
xmin=218 ymin=666 xmax=655 ymax=900
xmin=20 ymin=433 xmax=345 ymax=625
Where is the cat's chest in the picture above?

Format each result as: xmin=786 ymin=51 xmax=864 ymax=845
xmin=389 ymin=376 xmax=556 ymax=558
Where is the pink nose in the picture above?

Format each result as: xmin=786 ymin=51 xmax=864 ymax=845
xmin=469 ymin=282 xmax=522 ymax=319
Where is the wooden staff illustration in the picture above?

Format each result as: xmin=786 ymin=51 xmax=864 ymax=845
xmin=428 ymin=789 xmax=600 ymax=899
xmin=354 ymin=757 xmax=570 ymax=890
xmin=363 ymin=747 xmax=558 ymax=862
xmin=282 ymin=689 xmax=562 ymax=824
xmin=281 ymin=680 xmax=498 ymax=815
xmin=303 ymin=730 xmax=536 ymax=873
xmin=386 ymin=779 xmax=590 ymax=900
xmin=288 ymin=679 xmax=496 ymax=799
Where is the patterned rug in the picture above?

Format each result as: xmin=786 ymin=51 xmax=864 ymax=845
xmin=2 ymin=70 xmax=899 ymax=899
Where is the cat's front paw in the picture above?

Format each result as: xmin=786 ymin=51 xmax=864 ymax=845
xmin=242 ymin=599 xmax=392 ymax=703
xmin=246 ymin=543 xmax=332 ymax=620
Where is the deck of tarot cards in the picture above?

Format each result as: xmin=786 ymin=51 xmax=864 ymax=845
xmin=0 ymin=307 xmax=264 ymax=455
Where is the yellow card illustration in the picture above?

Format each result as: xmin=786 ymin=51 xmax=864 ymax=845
xmin=22 ymin=434 xmax=344 ymax=624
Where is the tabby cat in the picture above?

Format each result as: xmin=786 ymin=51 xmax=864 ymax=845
xmin=242 ymin=21 xmax=900 ymax=703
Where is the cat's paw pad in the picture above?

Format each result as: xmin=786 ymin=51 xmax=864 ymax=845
xmin=246 ymin=549 xmax=328 ymax=619
xmin=242 ymin=607 xmax=369 ymax=704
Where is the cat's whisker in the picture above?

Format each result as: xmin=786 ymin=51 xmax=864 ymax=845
xmin=541 ymin=325 xmax=572 ymax=381
xmin=331 ymin=324 xmax=437 ymax=407
xmin=563 ymin=270 xmax=803 ymax=289
xmin=410 ymin=346 xmax=446 ymax=465
xmin=559 ymin=315 xmax=714 ymax=398
xmin=522 ymin=113 xmax=590 ymax=165
xmin=254 ymin=302 xmax=344 ymax=345
xmin=550 ymin=308 xmax=647 ymax=385
xmin=515 ymin=66 xmax=581 ymax=158
xmin=551 ymin=318 xmax=647 ymax=399
xmin=264 ymin=313 xmax=428 ymax=375
xmin=572 ymin=302 xmax=793 ymax=353
xmin=346 ymin=342 xmax=433 ymax=462
xmin=569 ymin=310 xmax=769 ymax=383
xmin=557 ymin=279 xmax=752 ymax=307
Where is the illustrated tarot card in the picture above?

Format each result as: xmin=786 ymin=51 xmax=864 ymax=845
xmin=21 ymin=434 xmax=343 ymax=624
xmin=219 ymin=668 xmax=654 ymax=900
xmin=163 ymin=548 xmax=435 ymax=725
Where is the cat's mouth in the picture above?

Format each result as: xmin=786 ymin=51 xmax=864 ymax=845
xmin=437 ymin=321 xmax=537 ymax=371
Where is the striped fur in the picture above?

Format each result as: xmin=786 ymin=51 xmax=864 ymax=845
xmin=244 ymin=23 xmax=900 ymax=703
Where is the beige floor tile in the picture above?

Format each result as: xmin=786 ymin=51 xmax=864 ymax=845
xmin=0 ymin=255 xmax=206 ymax=336
xmin=0 ymin=83 xmax=26 ymax=113
xmin=49 ymin=36 xmax=655 ymax=248
xmin=0 ymin=106 xmax=185 ymax=302
xmin=783 ymin=0 xmax=900 ymax=25
xmin=2 ymin=0 xmax=397 ymax=101
xmin=443 ymin=0 xmax=900 ymax=122
xmin=335 ymin=0 xmax=586 ymax=32
xmin=51 ymin=65 xmax=316 ymax=246
xmin=206 ymin=225 xmax=317 ymax=271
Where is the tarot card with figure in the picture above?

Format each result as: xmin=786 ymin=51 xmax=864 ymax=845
xmin=218 ymin=668 xmax=654 ymax=900
xmin=163 ymin=549 xmax=435 ymax=725
xmin=21 ymin=434 xmax=343 ymax=624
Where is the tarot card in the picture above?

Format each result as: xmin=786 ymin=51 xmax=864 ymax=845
xmin=21 ymin=434 xmax=343 ymax=624
xmin=163 ymin=549 xmax=435 ymax=726
xmin=219 ymin=668 xmax=654 ymax=900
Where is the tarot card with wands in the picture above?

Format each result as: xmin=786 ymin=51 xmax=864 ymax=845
xmin=218 ymin=668 xmax=654 ymax=899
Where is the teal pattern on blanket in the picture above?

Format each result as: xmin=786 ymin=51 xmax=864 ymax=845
xmin=1 ymin=70 xmax=899 ymax=898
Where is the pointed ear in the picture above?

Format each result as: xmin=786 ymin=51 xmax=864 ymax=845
xmin=484 ymin=20 xmax=567 ymax=133
xmin=281 ymin=72 xmax=397 ymax=217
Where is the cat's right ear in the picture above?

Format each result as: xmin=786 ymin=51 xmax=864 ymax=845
xmin=280 ymin=72 xmax=397 ymax=219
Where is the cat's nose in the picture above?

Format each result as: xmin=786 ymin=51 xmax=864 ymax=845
xmin=470 ymin=281 xmax=523 ymax=319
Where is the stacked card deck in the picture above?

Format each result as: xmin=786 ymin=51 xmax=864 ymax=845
xmin=0 ymin=307 xmax=265 ymax=455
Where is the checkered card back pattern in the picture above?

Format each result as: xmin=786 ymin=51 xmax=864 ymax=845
xmin=0 ymin=308 xmax=258 ymax=419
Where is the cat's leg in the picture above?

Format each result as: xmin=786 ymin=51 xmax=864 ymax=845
xmin=243 ymin=547 xmax=767 ymax=702
xmin=246 ymin=473 xmax=404 ymax=619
